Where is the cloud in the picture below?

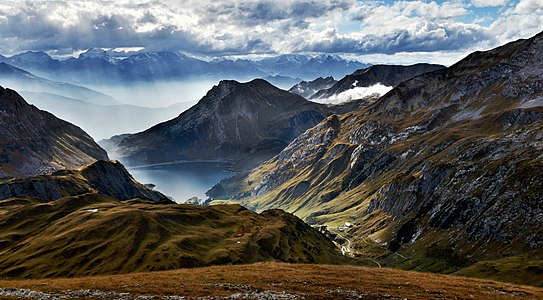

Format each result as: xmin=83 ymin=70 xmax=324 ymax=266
xmin=0 ymin=0 xmax=540 ymax=64
xmin=313 ymin=83 xmax=393 ymax=105
xmin=471 ymin=0 xmax=509 ymax=8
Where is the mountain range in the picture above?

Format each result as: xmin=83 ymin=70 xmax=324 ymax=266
xmin=0 ymin=49 xmax=369 ymax=85
xmin=100 ymin=64 xmax=447 ymax=170
xmin=207 ymin=31 xmax=543 ymax=286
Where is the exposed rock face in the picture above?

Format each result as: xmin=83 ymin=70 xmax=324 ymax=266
xmin=0 ymin=86 xmax=108 ymax=178
xmin=0 ymin=160 xmax=169 ymax=202
xmin=210 ymin=32 xmax=543 ymax=275
xmin=101 ymin=79 xmax=332 ymax=169
xmin=289 ymin=76 xmax=337 ymax=98
xmin=311 ymin=64 xmax=445 ymax=100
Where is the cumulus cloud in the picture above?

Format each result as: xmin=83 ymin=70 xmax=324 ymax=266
xmin=0 ymin=0 xmax=540 ymax=64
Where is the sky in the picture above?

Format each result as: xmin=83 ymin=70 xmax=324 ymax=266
xmin=0 ymin=0 xmax=541 ymax=65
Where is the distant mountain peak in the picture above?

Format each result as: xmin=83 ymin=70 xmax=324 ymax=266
xmin=10 ymin=51 xmax=53 ymax=63
xmin=78 ymin=48 xmax=110 ymax=60
xmin=315 ymin=53 xmax=342 ymax=62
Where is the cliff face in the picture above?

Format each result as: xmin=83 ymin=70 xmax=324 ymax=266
xmin=0 ymin=86 xmax=108 ymax=178
xmin=101 ymin=79 xmax=332 ymax=169
xmin=209 ymin=32 xmax=543 ymax=278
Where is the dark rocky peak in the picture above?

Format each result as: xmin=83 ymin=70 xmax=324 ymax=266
xmin=200 ymin=79 xmax=304 ymax=107
xmin=450 ymin=31 xmax=543 ymax=74
xmin=99 ymin=78 xmax=331 ymax=169
xmin=311 ymin=63 xmax=444 ymax=102
xmin=350 ymin=63 xmax=445 ymax=86
xmin=0 ymin=85 xmax=32 ymax=114
xmin=289 ymin=76 xmax=337 ymax=98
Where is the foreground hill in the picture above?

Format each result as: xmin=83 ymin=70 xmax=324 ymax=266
xmin=0 ymin=86 xmax=108 ymax=178
xmin=0 ymin=262 xmax=541 ymax=299
xmin=208 ymin=32 xmax=543 ymax=285
xmin=0 ymin=196 xmax=348 ymax=278
xmin=101 ymin=79 xmax=331 ymax=169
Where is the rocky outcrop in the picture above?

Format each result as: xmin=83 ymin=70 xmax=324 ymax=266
xmin=101 ymin=79 xmax=332 ymax=169
xmin=211 ymin=31 xmax=543 ymax=275
xmin=0 ymin=86 xmax=108 ymax=178
xmin=288 ymin=76 xmax=336 ymax=98
xmin=0 ymin=160 xmax=169 ymax=202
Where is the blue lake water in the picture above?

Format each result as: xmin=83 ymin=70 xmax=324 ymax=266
xmin=128 ymin=161 xmax=235 ymax=203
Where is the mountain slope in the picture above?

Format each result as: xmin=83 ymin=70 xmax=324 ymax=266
xmin=0 ymin=86 xmax=108 ymax=178
xmin=100 ymin=79 xmax=332 ymax=169
xmin=311 ymin=63 xmax=445 ymax=102
xmin=208 ymin=32 xmax=543 ymax=285
xmin=0 ymin=196 xmax=348 ymax=278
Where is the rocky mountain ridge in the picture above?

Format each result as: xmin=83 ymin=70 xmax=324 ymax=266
xmin=289 ymin=76 xmax=337 ymax=98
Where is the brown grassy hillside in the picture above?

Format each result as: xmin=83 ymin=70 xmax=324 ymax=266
xmin=0 ymin=195 xmax=352 ymax=279
xmin=0 ymin=262 xmax=542 ymax=299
